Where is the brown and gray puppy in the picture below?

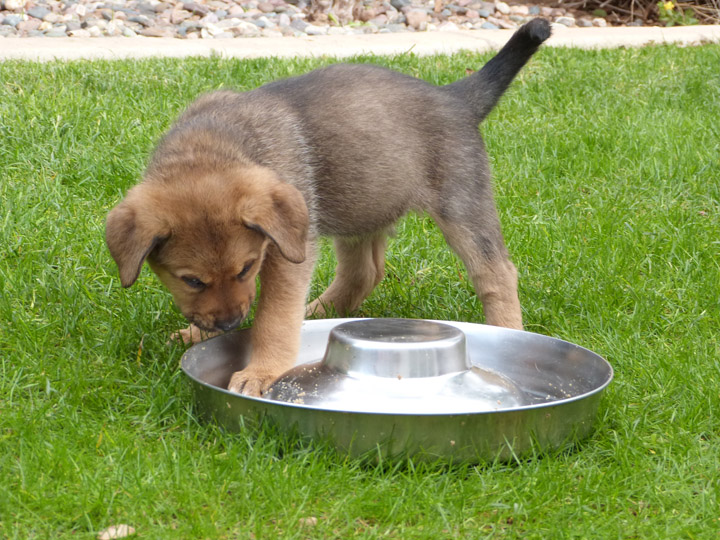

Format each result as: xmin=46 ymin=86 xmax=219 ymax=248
xmin=106 ymin=19 xmax=551 ymax=397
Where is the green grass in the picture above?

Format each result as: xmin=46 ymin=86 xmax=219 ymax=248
xmin=1 ymin=44 xmax=719 ymax=538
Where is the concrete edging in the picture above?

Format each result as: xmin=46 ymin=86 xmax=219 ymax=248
xmin=1 ymin=24 xmax=719 ymax=61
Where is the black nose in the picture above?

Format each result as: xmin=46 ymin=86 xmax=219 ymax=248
xmin=216 ymin=316 xmax=243 ymax=332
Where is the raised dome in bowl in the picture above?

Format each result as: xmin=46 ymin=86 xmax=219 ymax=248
xmin=322 ymin=318 xmax=469 ymax=377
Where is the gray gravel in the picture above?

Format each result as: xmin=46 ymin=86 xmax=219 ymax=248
xmin=0 ymin=0 xmax=615 ymax=39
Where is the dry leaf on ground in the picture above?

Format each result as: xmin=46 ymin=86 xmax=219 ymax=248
xmin=97 ymin=524 xmax=136 ymax=540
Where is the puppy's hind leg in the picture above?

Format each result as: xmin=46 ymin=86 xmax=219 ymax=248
xmin=430 ymin=201 xmax=523 ymax=330
xmin=307 ymin=230 xmax=388 ymax=317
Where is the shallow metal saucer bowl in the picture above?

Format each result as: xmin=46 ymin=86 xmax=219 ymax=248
xmin=181 ymin=318 xmax=613 ymax=462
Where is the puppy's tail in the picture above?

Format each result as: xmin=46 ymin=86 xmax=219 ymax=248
xmin=445 ymin=18 xmax=551 ymax=124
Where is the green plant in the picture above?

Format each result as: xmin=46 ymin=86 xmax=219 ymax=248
xmin=657 ymin=0 xmax=699 ymax=24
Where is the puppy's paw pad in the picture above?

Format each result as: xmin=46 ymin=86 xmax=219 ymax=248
xmin=169 ymin=326 xmax=198 ymax=345
xmin=168 ymin=324 xmax=221 ymax=345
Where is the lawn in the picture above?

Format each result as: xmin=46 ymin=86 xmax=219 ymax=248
xmin=1 ymin=43 xmax=719 ymax=538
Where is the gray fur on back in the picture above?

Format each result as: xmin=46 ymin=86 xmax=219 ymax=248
xmin=146 ymin=19 xmax=552 ymax=240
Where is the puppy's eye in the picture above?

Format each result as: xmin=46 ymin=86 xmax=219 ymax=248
xmin=182 ymin=276 xmax=206 ymax=290
xmin=237 ymin=260 xmax=255 ymax=280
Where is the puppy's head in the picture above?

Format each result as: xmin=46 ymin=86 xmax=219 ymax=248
xmin=105 ymin=165 xmax=308 ymax=332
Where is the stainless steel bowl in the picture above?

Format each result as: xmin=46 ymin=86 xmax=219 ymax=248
xmin=181 ymin=318 xmax=613 ymax=462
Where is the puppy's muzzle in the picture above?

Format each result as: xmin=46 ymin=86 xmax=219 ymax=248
xmin=187 ymin=313 xmax=246 ymax=333
xmin=215 ymin=316 xmax=245 ymax=332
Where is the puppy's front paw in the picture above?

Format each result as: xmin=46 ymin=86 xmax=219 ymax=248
xmin=227 ymin=367 xmax=281 ymax=397
xmin=169 ymin=324 xmax=221 ymax=345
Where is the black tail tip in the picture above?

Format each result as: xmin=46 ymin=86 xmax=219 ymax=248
xmin=519 ymin=18 xmax=552 ymax=45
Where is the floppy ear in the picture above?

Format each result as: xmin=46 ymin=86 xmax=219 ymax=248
xmin=105 ymin=187 xmax=169 ymax=287
xmin=242 ymin=181 xmax=309 ymax=264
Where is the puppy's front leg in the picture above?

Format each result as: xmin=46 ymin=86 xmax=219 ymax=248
xmin=228 ymin=244 xmax=316 ymax=397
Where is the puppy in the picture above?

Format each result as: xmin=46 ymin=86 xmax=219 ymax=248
xmin=106 ymin=19 xmax=551 ymax=397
